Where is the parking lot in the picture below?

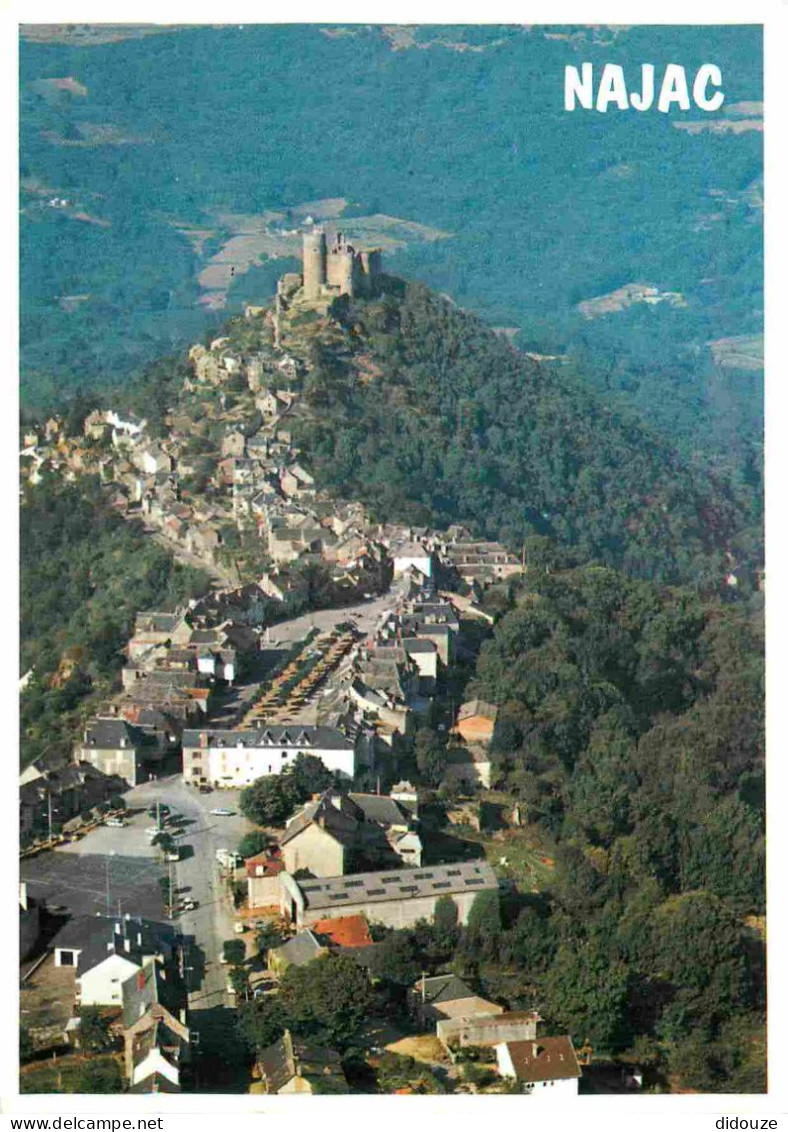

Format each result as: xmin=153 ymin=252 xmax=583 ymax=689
xmin=20 ymin=848 xmax=165 ymax=921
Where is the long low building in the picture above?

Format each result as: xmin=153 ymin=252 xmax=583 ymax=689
xmin=181 ymin=725 xmax=356 ymax=787
xmin=279 ymin=859 xmax=498 ymax=930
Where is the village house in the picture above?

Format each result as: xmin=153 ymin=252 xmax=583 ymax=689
xmin=494 ymin=1036 xmax=582 ymax=1097
xmin=74 ymin=718 xmax=165 ymax=787
xmin=127 ymin=611 xmax=192 ymax=663
xmin=52 ymin=915 xmax=177 ymax=1007
xmin=442 ymin=745 xmax=493 ymax=791
xmin=438 ymin=1010 xmax=542 ymax=1050
xmin=453 ymin=699 xmax=499 ymax=747
xmin=245 ymin=851 xmax=286 ymax=910
xmin=279 ymin=859 xmax=499 ymax=930
xmin=181 ymin=725 xmax=357 ymax=788
xmin=268 ymin=930 xmax=328 ymax=978
xmin=277 ymin=788 xmax=423 ymax=879
xmin=221 ymin=428 xmax=246 ymax=458
xmin=122 ymin=960 xmax=190 ymax=1093
xmin=409 ymin=973 xmax=503 ymax=1028
xmin=255 ymin=1030 xmax=348 ymax=1094
xmin=391 ymin=540 xmax=433 ymax=579
xmin=20 ymin=762 xmax=126 ymax=841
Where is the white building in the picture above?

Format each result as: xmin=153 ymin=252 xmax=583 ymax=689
xmin=495 ymin=1036 xmax=582 ymax=1097
xmin=392 ymin=542 xmax=433 ymax=578
xmin=52 ymin=915 xmax=176 ymax=1008
xmin=181 ymin=725 xmax=356 ymax=788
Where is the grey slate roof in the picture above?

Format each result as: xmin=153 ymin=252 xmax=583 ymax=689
xmin=257 ymin=1030 xmax=346 ymax=1093
xmin=121 ymin=960 xmax=186 ymax=1028
xmin=182 ymin=725 xmax=353 ymax=750
xmin=293 ymin=859 xmax=498 ymax=912
xmin=82 ymin=718 xmax=150 ymax=751
xmin=270 ymin=930 xmax=325 ymax=968
xmin=348 ymin=793 xmax=411 ymax=827
xmin=52 ymin=915 xmax=176 ymax=977
xmin=413 ymin=973 xmax=475 ymax=1005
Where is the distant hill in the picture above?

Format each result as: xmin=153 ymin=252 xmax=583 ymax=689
xmin=292 ymin=281 xmax=760 ymax=588
xmin=19 ymin=24 xmax=762 ymax=481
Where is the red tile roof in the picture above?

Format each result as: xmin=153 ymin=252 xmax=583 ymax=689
xmin=245 ymin=853 xmax=285 ymax=879
xmin=505 ymin=1036 xmax=581 ymax=1083
xmin=311 ymin=914 xmax=375 ymax=949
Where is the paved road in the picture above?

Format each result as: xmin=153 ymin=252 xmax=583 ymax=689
xmin=265 ymin=588 xmax=401 ymax=647
xmin=122 ymin=776 xmax=253 ymax=1013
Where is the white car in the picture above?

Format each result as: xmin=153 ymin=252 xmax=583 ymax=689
xmin=210 ymin=808 xmax=235 ymax=817
xmin=106 ymin=818 xmax=126 ymax=828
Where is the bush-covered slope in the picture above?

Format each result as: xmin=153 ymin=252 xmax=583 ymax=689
xmin=19 ymin=474 xmax=209 ymax=768
xmin=294 ymin=283 xmax=761 ymax=587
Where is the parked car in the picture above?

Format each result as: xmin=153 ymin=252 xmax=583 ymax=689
xmin=105 ymin=818 xmax=126 ymax=828
xmin=181 ymin=899 xmax=198 ymax=912
xmin=210 ymin=808 xmax=235 ymax=817
xmin=234 ymin=922 xmax=246 ymax=935
xmin=198 ymin=785 xmax=213 ymax=794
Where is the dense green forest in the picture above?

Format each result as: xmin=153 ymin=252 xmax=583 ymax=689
xmin=464 ymin=551 xmax=766 ymax=1088
xmin=20 ymin=24 xmax=762 ymax=485
xmin=19 ymin=475 xmax=209 ymax=768
xmin=294 ymin=281 xmax=761 ymax=588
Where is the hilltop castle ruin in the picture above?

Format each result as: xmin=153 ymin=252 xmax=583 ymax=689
xmin=271 ymin=229 xmax=383 ymax=346
xmin=301 ymin=228 xmax=382 ymax=301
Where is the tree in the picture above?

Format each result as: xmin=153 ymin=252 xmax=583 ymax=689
xmin=255 ymin=923 xmax=282 ymax=955
xmin=466 ymin=890 xmax=502 ymax=942
xmin=433 ymin=895 xmax=460 ymax=950
xmin=646 ymin=892 xmax=754 ymax=1036
xmin=152 ymin=831 xmax=176 ymax=855
xmin=223 ymin=939 xmax=246 ymax=965
xmin=368 ymin=930 xmax=420 ymax=987
xmin=539 ymin=937 xmax=631 ymax=1054
xmin=414 ymin=727 xmax=448 ymax=788
xmin=240 ymin=775 xmax=300 ymax=826
xmin=228 ymin=965 xmax=251 ymax=1001
xmin=290 ymin=753 xmax=334 ymax=798
xmin=237 ymin=996 xmax=287 ymax=1051
xmin=237 ymin=831 xmax=271 ymax=859
xmin=109 ymin=794 xmax=126 ymax=812
xmin=279 ymin=953 xmax=373 ymax=1049
xmin=78 ymin=1006 xmax=114 ymax=1052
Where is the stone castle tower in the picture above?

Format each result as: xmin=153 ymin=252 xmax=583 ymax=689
xmin=301 ymin=227 xmax=382 ymax=301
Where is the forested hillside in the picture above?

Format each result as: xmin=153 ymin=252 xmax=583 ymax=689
xmin=460 ymin=549 xmax=765 ymax=1088
xmin=294 ymin=282 xmax=761 ymax=588
xmin=19 ymin=474 xmax=209 ymax=768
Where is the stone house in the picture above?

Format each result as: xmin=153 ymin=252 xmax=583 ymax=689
xmin=246 ymin=852 xmax=286 ymax=910
xmin=75 ymin=717 xmax=163 ymax=787
xmin=453 ymin=699 xmax=498 ymax=746
xmin=122 ymin=961 xmax=190 ymax=1093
